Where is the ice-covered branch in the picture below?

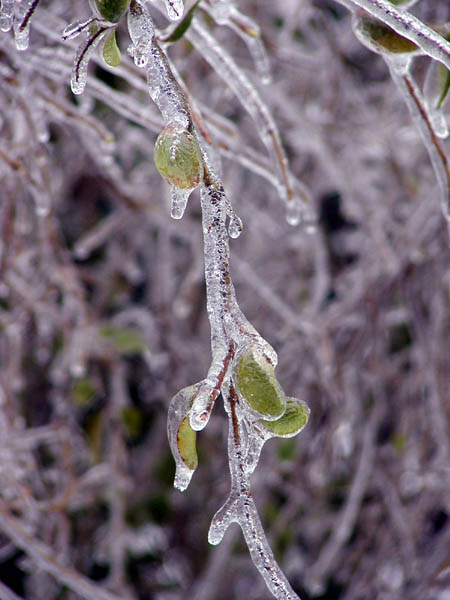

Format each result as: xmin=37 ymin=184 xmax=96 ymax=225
xmin=341 ymin=0 xmax=450 ymax=71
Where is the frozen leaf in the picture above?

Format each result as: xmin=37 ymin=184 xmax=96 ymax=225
xmin=177 ymin=415 xmax=198 ymax=471
xmin=99 ymin=325 xmax=147 ymax=354
xmin=234 ymin=348 xmax=286 ymax=420
xmin=72 ymin=377 xmax=97 ymax=407
xmin=168 ymin=383 xmax=202 ymax=491
xmin=154 ymin=123 xmax=204 ymax=190
xmin=102 ymin=28 xmax=121 ymax=66
xmin=260 ymin=398 xmax=310 ymax=438
xmin=356 ymin=16 xmax=419 ymax=54
xmin=94 ymin=0 xmax=131 ymax=23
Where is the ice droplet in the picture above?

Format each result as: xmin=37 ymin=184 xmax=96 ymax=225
xmin=285 ymin=198 xmax=302 ymax=226
xmin=170 ymin=186 xmax=190 ymax=219
xmin=0 ymin=0 xmax=13 ymax=32
xmin=164 ymin=0 xmax=184 ymax=21
xmin=228 ymin=213 xmax=243 ymax=239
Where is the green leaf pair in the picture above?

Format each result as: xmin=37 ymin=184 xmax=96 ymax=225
xmin=234 ymin=348 xmax=309 ymax=437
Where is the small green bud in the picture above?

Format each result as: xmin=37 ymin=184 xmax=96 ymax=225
xmin=94 ymin=0 xmax=131 ymax=23
xmin=234 ymin=348 xmax=285 ymax=419
xmin=154 ymin=123 xmax=204 ymax=190
xmin=177 ymin=415 xmax=198 ymax=471
xmin=260 ymin=398 xmax=309 ymax=437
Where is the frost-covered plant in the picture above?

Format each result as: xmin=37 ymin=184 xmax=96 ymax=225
xmin=0 ymin=0 xmax=449 ymax=599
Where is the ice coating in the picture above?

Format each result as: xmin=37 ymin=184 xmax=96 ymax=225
xmin=167 ymin=383 xmax=201 ymax=491
xmin=125 ymin=4 xmax=307 ymax=596
xmin=347 ymin=0 xmax=450 ymax=71
xmin=127 ymin=1 xmax=189 ymax=128
xmin=188 ymin=21 xmax=302 ymax=213
xmin=70 ymin=27 xmax=110 ymax=95
xmin=388 ymin=59 xmax=450 ymax=235
xmin=62 ymin=18 xmax=100 ymax=40
xmin=164 ymin=0 xmax=184 ymax=22
xmin=423 ymin=60 xmax=450 ymax=139
xmin=13 ymin=1 xmax=31 ymax=51
xmin=0 ymin=0 xmax=14 ymax=32
xmin=170 ymin=186 xmax=189 ymax=219
xmin=207 ymin=392 xmax=300 ymax=600
xmin=207 ymin=0 xmax=271 ymax=84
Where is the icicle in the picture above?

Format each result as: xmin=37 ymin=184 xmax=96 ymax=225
xmin=70 ymin=27 xmax=109 ymax=95
xmin=170 ymin=185 xmax=190 ymax=219
xmin=285 ymin=198 xmax=302 ymax=226
xmin=29 ymin=186 xmax=51 ymax=217
xmin=164 ymin=0 xmax=184 ymax=22
xmin=13 ymin=1 xmax=31 ymax=50
xmin=0 ymin=0 xmax=13 ymax=32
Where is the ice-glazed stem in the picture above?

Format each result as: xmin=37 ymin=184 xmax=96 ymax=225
xmin=387 ymin=61 xmax=450 ymax=236
xmin=128 ymin=1 xmax=190 ymax=127
xmin=343 ymin=0 xmax=450 ymax=71
xmin=200 ymin=181 xmax=263 ymax=352
xmin=71 ymin=26 xmax=110 ymax=94
xmin=208 ymin=388 xmax=300 ymax=600
xmin=188 ymin=21 xmax=301 ymax=210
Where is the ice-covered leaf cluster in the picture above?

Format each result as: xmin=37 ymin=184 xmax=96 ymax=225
xmin=0 ymin=0 xmax=449 ymax=599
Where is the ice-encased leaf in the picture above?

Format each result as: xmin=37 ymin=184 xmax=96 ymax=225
xmin=154 ymin=123 xmax=204 ymax=190
xmin=102 ymin=28 xmax=121 ymax=66
xmin=354 ymin=15 xmax=420 ymax=55
xmin=260 ymin=398 xmax=310 ymax=438
xmin=177 ymin=415 xmax=198 ymax=470
xmin=167 ymin=382 xmax=202 ymax=491
xmin=234 ymin=347 xmax=285 ymax=420
xmin=94 ymin=0 xmax=130 ymax=23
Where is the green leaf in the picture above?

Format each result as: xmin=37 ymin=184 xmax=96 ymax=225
xmin=177 ymin=416 xmax=198 ymax=470
xmin=436 ymin=64 xmax=450 ymax=109
xmin=102 ymin=29 xmax=121 ymax=67
xmin=72 ymin=377 xmax=96 ymax=407
xmin=235 ymin=348 xmax=285 ymax=419
xmin=95 ymin=0 xmax=130 ymax=23
xmin=164 ymin=0 xmax=200 ymax=44
xmin=260 ymin=398 xmax=309 ymax=437
xmin=99 ymin=325 xmax=147 ymax=355
xmin=360 ymin=17 xmax=418 ymax=54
